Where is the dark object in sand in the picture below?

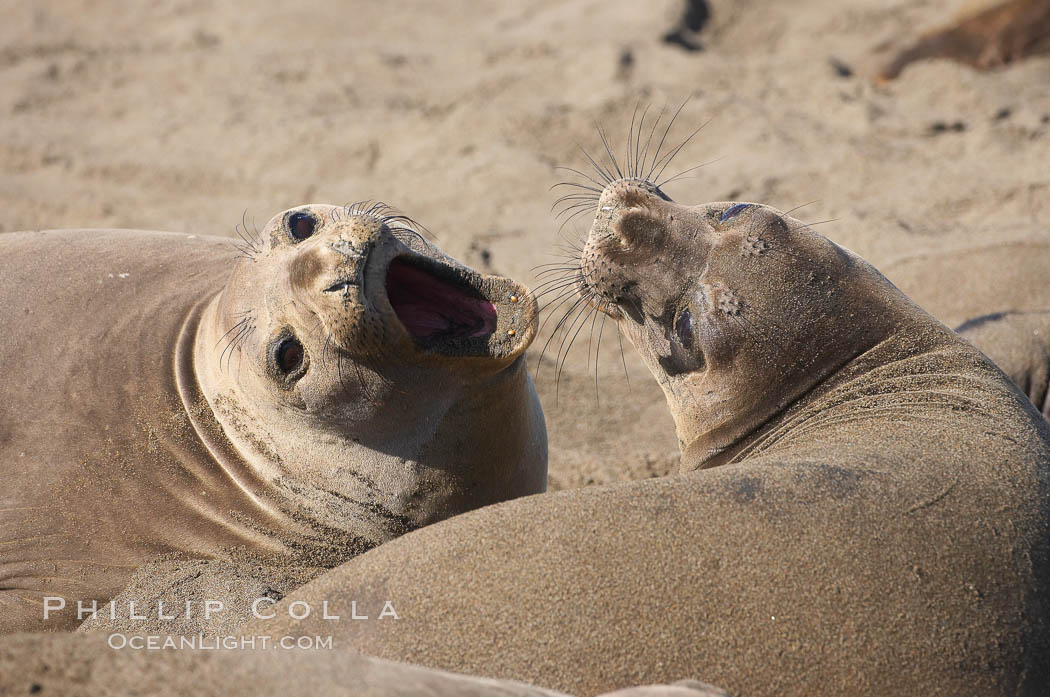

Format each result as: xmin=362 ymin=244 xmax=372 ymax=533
xmin=663 ymin=0 xmax=711 ymax=52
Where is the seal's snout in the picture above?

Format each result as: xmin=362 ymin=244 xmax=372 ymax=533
xmin=591 ymin=178 xmax=671 ymax=243
xmin=271 ymin=204 xmax=537 ymax=364
xmin=579 ymin=178 xmax=677 ymax=320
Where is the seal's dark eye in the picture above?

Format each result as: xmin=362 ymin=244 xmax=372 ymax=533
xmin=675 ymin=309 xmax=694 ymax=349
xmin=288 ymin=212 xmax=317 ymax=241
xmin=277 ymin=338 xmax=304 ymax=373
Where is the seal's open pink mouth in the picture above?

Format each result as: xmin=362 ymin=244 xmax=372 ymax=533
xmin=386 ymin=258 xmax=497 ymax=341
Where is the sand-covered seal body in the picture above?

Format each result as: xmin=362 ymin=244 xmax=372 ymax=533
xmin=878 ymin=240 xmax=1050 ymax=421
xmin=957 ymin=310 xmax=1050 ymax=419
xmin=0 ymin=632 xmax=724 ymax=697
xmin=0 ymin=204 xmax=546 ymax=632
xmin=248 ymin=187 xmax=1050 ymax=696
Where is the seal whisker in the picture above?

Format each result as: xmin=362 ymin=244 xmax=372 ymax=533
xmin=786 ymin=218 xmax=841 ymax=231
xmin=531 ymin=263 xmax=582 ymax=285
xmin=533 ymin=267 xmax=582 ymax=280
xmin=214 ymin=317 xmax=250 ymax=351
xmin=352 ymin=359 xmax=382 ymax=408
xmin=533 ymin=262 xmax=581 ymax=272
xmin=558 ymin=207 xmax=598 ymax=235
xmin=552 ymin=244 xmax=585 ymax=258
xmin=532 ymin=285 xmax=583 ymax=306
xmin=553 ymin=291 xmax=596 ymax=367
xmin=231 ymin=216 xmax=260 ymax=259
xmin=220 ymin=321 xmax=252 ymax=374
xmin=531 ymin=270 xmax=581 ymax=292
xmin=242 ymin=209 xmax=262 ymax=246
xmin=625 ymin=102 xmax=641 ymax=180
xmin=321 ymin=332 xmax=333 ymax=369
xmin=551 ymin=194 xmax=601 ymax=216
xmin=656 ymin=157 xmax=721 ymax=189
xmin=557 ymin=229 xmax=587 ymax=251
xmin=533 ymin=281 xmax=585 ymax=315
xmin=555 ymin=297 xmax=598 ymax=403
xmin=727 ymin=312 xmax=764 ymax=346
xmin=585 ymin=296 xmax=602 ymax=374
xmin=650 ymin=119 xmax=712 ymax=186
xmin=532 ymin=266 xmax=579 ymax=279
xmin=552 ymin=192 xmax=602 ymax=206
xmin=640 ymin=102 xmax=669 ymax=179
xmin=783 ymin=200 xmax=821 ymax=216
xmin=594 ymin=310 xmax=608 ymax=405
xmin=615 ymin=320 xmax=631 ymax=391
xmin=549 ymin=180 xmax=603 ymax=194
xmin=547 ymin=299 xmax=591 ymax=396
xmin=233 ymin=324 xmax=254 ymax=370
xmin=624 ymin=102 xmax=638 ymax=178
xmin=233 ymin=325 xmax=255 ymax=378
xmin=533 ymin=289 xmax=589 ymax=379
xmin=554 ymin=206 xmax=600 ymax=225
xmin=232 ymin=238 xmax=255 ymax=260
xmin=632 ymin=103 xmax=653 ymax=179
xmin=595 ymin=123 xmax=624 ymax=180
xmin=576 ymin=143 xmax=615 ymax=185
xmin=554 ymin=200 xmax=601 ymax=219
xmin=532 ymin=276 xmax=581 ymax=292
xmin=554 ymin=165 xmax=610 ymax=191
xmin=646 ymin=98 xmax=690 ymax=182
xmin=532 ymin=258 xmax=581 ymax=271
xmin=390 ymin=227 xmax=432 ymax=250
xmin=740 ymin=209 xmax=807 ymax=262
xmin=533 ymin=289 xmax=584 ymax=314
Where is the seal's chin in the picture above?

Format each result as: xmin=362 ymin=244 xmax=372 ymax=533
xmin=385 ymin=255 xmax=498 ymax=353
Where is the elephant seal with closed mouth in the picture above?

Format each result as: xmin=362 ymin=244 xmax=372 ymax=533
xmin=246 ymin=182 xmax=1050 ymax=696
xmin=0 ymin=202 xmax=546 ymax=633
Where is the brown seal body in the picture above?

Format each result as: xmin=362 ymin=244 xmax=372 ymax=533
xmin=881 ymin=239 xmax=1050 ymax=419
xmin=956 ymin=310 xmax=1050 ymax=419
xmin=247 ymin=187 xmax=1050 ymax=696
xmin=0 ymin=632 xmax=719 ymax=697
xmin=880 ymin=238 xmax=1050 ymax=328
xmin=0 ymin=203 xmax=546 ymax=633
xmin=0 ymin=633 xmax=572 ymax=697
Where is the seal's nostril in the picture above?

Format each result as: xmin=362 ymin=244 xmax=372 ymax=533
xmin=615 ymin=209 xmax=664 ymax=248
xmin=675 ymin=309 xmax=695 ymax=349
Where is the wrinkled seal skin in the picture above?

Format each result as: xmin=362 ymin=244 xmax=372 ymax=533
xmin=248 ymin=184 xmax=1050 ymax=696
xmin=0 ymin=203 xmax=546 ymax=633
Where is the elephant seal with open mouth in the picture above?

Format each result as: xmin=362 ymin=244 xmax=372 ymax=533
xmin=246 ymin=182 xmax=1050 ymax=696
xmin=0 ymin=202 xmax=546 ymax=633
